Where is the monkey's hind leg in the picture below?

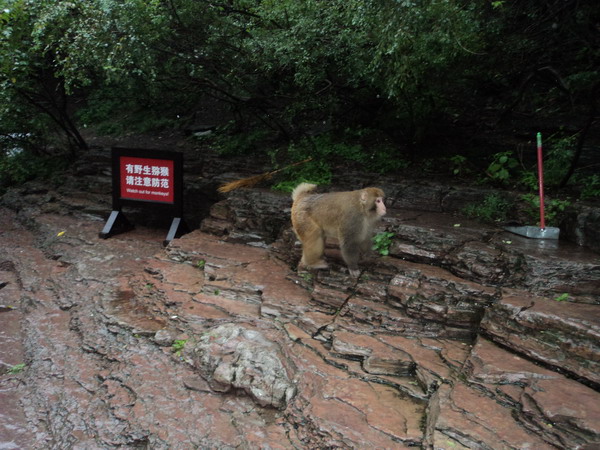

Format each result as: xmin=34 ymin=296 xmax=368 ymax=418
xmin=299 ymin=229 xmax=328 ymax=271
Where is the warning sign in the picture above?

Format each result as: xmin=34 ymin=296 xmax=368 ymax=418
xmin=119 ymin=156 xmax=175 ymax=203
xmin=99 ymin=147 xmax=187 ymax=245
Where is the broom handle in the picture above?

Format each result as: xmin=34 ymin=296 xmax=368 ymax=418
xmin=537 ymin=132 xmax=546 ymax=230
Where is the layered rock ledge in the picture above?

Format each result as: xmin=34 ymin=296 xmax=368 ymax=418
xmin=1 ymin=147 xmax=599 ymax=448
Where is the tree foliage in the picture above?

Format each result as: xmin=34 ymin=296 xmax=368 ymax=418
xmin=0 ymin=0 xmax=597 ymax=182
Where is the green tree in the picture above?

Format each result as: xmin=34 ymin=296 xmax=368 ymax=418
xmin=0 ymin=1 xmax=88 ymax=153
xmin=2 ymin=0 xmax=595 ymax=185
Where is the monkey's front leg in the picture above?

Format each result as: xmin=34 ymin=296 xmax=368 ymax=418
xmin=340 ymin=240 xmax=362 ymax=278
xmin=359 ymin=238 xmax=374 ymax=257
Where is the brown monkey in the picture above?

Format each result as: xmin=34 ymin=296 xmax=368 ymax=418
xmin=291 ymin=183 xmax=386 ymax=277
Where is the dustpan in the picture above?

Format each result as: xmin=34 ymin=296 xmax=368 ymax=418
xmin=505 ymin=132 xmax=560 ymax=240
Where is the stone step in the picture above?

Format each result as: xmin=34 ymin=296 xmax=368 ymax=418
xmin=207 ymin=189 xmax=600 ymax=303
xmin=431 ymin=337 xmax=600 ymax=449
xmin=481 ymin=288 xmax=600 ymax=387
xmin=387 ymin=209 xmax=600 ymax=302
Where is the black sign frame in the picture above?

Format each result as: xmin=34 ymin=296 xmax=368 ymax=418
xmin=99 ymin=147 xmax=189 ymax=245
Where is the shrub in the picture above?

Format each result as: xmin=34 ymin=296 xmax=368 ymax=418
xmin=463 ymin=193 xmax=512 ymax=223
xmin=520 ymin=193 xmax=571 ymax=227
xmin=486 ymin=152 xmax=519 ymax=185
xmin=578 ymin=174 xmax=600 ymax=200
xmin=0 ymin=150 xmax=69 ymax=193
xmin=372 ymin=232 xmax=395 ymax=256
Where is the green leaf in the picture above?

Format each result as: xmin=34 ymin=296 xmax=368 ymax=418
xmin=8 ymin=363 xmax=26 ymax=374
xmin=554 ymin=293 xmax=569 ymax=302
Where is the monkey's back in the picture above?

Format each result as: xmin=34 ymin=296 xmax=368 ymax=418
xmin=292 ymin=190 xmax=361 ymax=238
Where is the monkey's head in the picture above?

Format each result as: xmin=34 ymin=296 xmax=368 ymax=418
xmin=360 ymin=188 xmax=386 ymax=218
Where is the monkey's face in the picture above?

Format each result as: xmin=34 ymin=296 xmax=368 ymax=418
xmin=362 ymin=188 xmax=386 ymax=218
xmin=374 ymin=196 xmax=386 ymax=217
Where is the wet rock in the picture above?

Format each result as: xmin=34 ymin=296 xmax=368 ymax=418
xmin=387 ymin=211 xmax=485 ymax=264
xmin=338 ymin=296 xmax=474 ymax=340
xmin=184 ymin=324 xmax=296 ymax=409
xmin=0 ymin=266 xmax=32 ymax=449
xmin=376 ymin=335 xmax=472 ymax=394
xmin=182 ymin=376 xmax=211 ymax=393
xmin=203 ymin=187 xmax=599 ymax=301
xmin=200 ymin=201 xmax=234 ymax=236
xmin=385 ymin=211 xmax=600 ymax=302
xmin=481 ymin=288 xmax=600 ymax=386
xmin=153 ymin=328 xmax=183 ymax=347
xmin=286 ymin=340 xmax=426 ymax=448
xmin=3 ymin=143 xmax=600 ymax=449
xmin=391 ymin=181 xmax=448 ymax=212
xmin=202 ymin=169 xmax=600 ymax=255
xmin=388 ymin=259 xmax=497 ymax=329
xmin=168 ymin=230 xmax=313 ymax=323
xmin=201 ymin=188 xmax=290 ymax=245
xmin=331 ymin=331 xmax=415 ymax=376
xmin=562 ymin=205 xmax=600 ymax=254
xmin=463 ymin=338 xmax=600 ymax=449
xmin=425 ymin=382 xmax=553 ymax=449
xmin=387 ymin=212 xmax=522 ymax=285
xmin=496 ymin=234 xmax=600 ymax=302
xmin=311 ymin=283 xmax=350 ymax=310
xmin=106 ymin=288 xmax=167 ymax=335
xmin=166 ymin=229 xmax=269 ymax=265
xmin=448 ymin=239 xmax=519 ymax=285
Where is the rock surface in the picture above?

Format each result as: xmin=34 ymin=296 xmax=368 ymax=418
xmin=481 ymin=288 xmax=600 ymax=386
xmin=1 ymin=143 xmax=599 ymax=448
xmin=184 ymin=323 xmax=296 ymax=409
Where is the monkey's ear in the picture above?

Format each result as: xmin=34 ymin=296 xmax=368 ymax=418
xmin=360 ymin=191 xmax=368 ymax=204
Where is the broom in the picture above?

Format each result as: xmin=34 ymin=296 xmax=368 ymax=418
xmin=217 ymin=157 xmax=313 ymax=193
xmin=504 ymin=132 xmax=560 ymax=239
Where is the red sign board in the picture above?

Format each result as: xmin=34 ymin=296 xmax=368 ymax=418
xmin=100 ymin=147 xmax=187 ymax=245
xmin=119 ymin=156 xmax=175 ymax=203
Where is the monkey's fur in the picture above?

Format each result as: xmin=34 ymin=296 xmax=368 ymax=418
xmin=291 ymin=183 xmax=386 ymax=277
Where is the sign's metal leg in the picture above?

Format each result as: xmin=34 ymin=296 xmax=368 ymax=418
xmin=101 ymin=148 xmax=188 ymax=243
xmin=99 ymin=210 xmax=134 ymax=239
xmin=164 ymin=217 xmax=190 ymax=247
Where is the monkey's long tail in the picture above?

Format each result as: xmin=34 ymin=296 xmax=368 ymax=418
xmin=217 ymin=157 xmax=312 ymax=193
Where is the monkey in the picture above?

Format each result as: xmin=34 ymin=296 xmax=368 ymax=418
xmin=291 ymin=183 xmax=386 ymax=277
